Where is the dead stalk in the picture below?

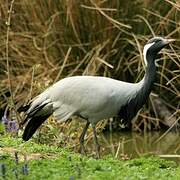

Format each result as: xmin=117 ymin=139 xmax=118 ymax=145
xmin=6 ymin=0 xmax=15 ymax=107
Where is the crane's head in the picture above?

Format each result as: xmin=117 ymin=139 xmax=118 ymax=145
xmin=143 ymin=37 xmax=175 ymax=66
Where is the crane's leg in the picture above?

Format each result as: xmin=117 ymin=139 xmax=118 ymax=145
xmin=79 ymin=121 xmax=90 ymax=155
xmin=92 ymin=124 xmax=100 ymax=159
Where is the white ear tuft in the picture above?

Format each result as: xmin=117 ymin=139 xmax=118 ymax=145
xmin=143 ymin=42 xmax=155 ymax=66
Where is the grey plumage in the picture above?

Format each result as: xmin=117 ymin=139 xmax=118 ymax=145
xmin=21 ymin=37 xmax=174 ymax=158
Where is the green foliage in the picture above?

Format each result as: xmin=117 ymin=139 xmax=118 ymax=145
xmin=0 ymin=135 xmax=63 ymax=154
xmin=0 ymin=123 xmax=5 ymax=134
xmin=1 ymin=136 xmax=180 ymax=179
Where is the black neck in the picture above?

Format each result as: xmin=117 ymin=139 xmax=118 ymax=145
xmin=118 ymin=53 xmax=158 ymax=124
xmin=134 ymin=54 xmax=157 ymax=111
xmin=143 ymin=54 xmax=157 ymax=93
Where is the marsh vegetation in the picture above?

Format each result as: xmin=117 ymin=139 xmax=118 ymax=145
xmin=0 ymin=1 xmax=179 ymax=177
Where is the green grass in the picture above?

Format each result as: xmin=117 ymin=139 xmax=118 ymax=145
xmin=1 ymin=136 xmax=180 ymax=179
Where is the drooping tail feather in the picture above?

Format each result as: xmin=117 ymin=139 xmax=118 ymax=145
xmin=21 ymin=92 xmax=53 ymax=141
xmin=22 ymin=103 xmax=53 ymax=141
xmin=22 ymin=113 xmax=50 ymax=141
xmin=21 ymin=89 xmax=76 ymax=141
xmin=18 ymin=104 xmax=31 ymax=113
xmin=21 ymin=101 xmax=50 ymax=126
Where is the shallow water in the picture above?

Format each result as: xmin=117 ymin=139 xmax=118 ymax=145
xmin=86 ymin=131 xmax=180 ymax=163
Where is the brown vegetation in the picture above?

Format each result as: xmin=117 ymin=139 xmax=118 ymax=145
xmin=0 ymin=0 xmax=179 ymax=134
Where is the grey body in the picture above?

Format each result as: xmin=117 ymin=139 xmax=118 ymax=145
xmin=21 ymin=37 xmax=174 ymax=157
xmin=28 ymin=76 xmax=143 ymax=125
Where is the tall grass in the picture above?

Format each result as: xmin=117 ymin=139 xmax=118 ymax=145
xmin=0 ymin=0 xmax=179 ymax=135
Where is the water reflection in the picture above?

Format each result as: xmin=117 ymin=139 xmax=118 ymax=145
xmin=97 ymin=131 xmax=180 ymax=163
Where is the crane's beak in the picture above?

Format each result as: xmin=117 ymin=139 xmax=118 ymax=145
xmin=164 ymin=38 xmax=176 ymax=44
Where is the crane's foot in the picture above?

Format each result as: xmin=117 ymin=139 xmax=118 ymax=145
xmin=79 ymin=121 xmax=90 ymax=156
xmin=95 ymin=143 xmax=100 ymax=159
xmin=80 ymin=144 xmax=87 ymax=156
xmin=92 ymin=124 xmax=101 ymax=159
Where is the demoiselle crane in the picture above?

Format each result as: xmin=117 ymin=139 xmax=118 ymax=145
xmin=21 ymin=37 xmax=174 ymax=158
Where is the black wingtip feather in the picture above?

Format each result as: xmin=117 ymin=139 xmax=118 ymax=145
xmin=22 ymin=114 xmax=50 ymax=141
xmin=17 ymin=104 xmax=31 ymax=113
xmin=20 ymin=102 xmax=51 ymax=128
